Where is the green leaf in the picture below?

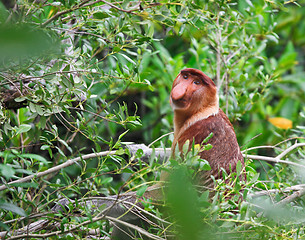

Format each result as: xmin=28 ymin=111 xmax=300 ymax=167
xmin=0 ymin=221 xmax=9 ymax=231
xmin=40 ymin=145 xmax=50 ymax=150
xmin=29 ymin=102 xmax=36 ymax=112
xmin=56 ymin=146 xmax=66 ymax=157
xmin=16 ymin=124 xmax=32 ymax=134
xmin=119 ymin=53 xmax=136 ymax=65
xmin=39 ymin=116 xmax=47 ymax=129
xmin=0 ymin=202 xmax=27 ymax=217
xmin=182 ymin=140 xmax=190 ymax=155
xmin=14 ymin=96 xmax=27 ymax=102
xmin=202 ymin=144 xmax=213 ymax=151
xmin=58 ymin=138 xmax=72 ymax=153
xmin=198 ymin=159 xmax=211 ymax=171
xmin=137 ymin=185 xmax=148 ymax=197
xmin=101 ymin=177 xmax=113 ymax=185
xmin=236 ymin=160 xmax=242 ymax=176
xmin=0 ymin=164 xmax=15 ymax=179
xmin=115 ymin=148 xmax=125 ymax=155
xmin=93 ymin=11 xmax=111 ymax=19
xmin=35 ymin=104 xmax=44 ymax=115
xmin=202 ymin=132 xmax=213 ymax=143
xmin=10 ymin=182 xmax=39 ymax=189
xmin=122 ymin=168 xmax=134 ymax=174
xmin=20 ymin=153 xmax=50 ymax=164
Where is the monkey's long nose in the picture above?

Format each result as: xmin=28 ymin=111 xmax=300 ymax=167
xmin=171 ymin=83 xmax=187 ymax=101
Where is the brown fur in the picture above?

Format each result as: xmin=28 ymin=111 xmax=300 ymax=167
xmin=171 ymin=68 xmax=244 ymax=185
xmin=111 ymin=68 xmax=244 ymax=239
xmin=177 ymin=109 xmax=244 ymax=183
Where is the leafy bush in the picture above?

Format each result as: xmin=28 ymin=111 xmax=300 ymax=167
xmin=1 ymin=0 xmax=305 ymax=239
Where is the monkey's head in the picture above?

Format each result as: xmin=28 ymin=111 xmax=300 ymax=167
xmin=170 ymin=68 xmax=218 ymax=115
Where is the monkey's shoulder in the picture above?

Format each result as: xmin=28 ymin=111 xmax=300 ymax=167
xmin=179 ymin=109 xmax=236 ymax=143
xmin=189 ymin=109 xmax=244 ymax=170
xmin=179 ymin=109 xmax=243 ymax=159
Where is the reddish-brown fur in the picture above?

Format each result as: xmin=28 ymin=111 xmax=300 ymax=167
xmin=109 ymin=68 xmax=244 ymax=239
xmin=170 ymin=68 xmax=244 ymax=185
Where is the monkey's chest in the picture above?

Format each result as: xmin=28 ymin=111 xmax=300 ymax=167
xmin=177 ymin=117 xmax=243 ymax=177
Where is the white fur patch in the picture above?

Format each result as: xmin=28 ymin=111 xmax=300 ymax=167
xmin=183 ymin=105 xmax=219 ymax=130
xmin=175 ymin=94 xmax=220 ymax=136
xmin=171 ymin=103 xmax=219 ymax=153
xmin=170 ymin=98 xmax=186 ymax=110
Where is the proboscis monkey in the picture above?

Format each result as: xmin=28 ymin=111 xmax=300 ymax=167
xmin=109 ymin=68 xmax=245 ymax=239
xmin=170 ymin=68 xmax=245 ymax=186
xmin=15 ymin=68 xmax=244 ymax=240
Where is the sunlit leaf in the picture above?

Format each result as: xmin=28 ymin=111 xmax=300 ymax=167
xmin=268 ymin=117 xmax=293 ymax=129
xmin=16 ymin=124 xmax=32 ymax=134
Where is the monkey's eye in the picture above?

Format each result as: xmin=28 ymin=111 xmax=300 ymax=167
xmin=182 ymin=74 xmax=188 ymax=79
xmin=193 ymin=80 xmax=201 ymax=85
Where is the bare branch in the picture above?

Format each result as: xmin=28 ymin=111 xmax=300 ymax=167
xmin=107 ymin=216 xmax=165 ymax=240
xmin=244 ymin=142 xmax=305 ymax=169
xmin=0 ymin=150 xmax=116 ymax=191
xmin=0 ymin=145 xmax=170 ymax=191
xmin=2 ymin=141 xmax=304 ymax=191
xmin=241 ymin=145 xmax=281 ymax=153
xmin=42 ymin=0 xmax=92 ymax=27
xmin=276 ymin=143 xmax=305 ymax=160
xmin=275 ymin=188 xmax=305 ymax=207
xmin=100 ymin=0 xmax=140 ymax=13
xmin=244 ymin=154 xmax=305 ymax=169
xmin=215 ymin=15 xmax=222 ymax=90
xmin=249 ymin=184 xmax=305 ymax=198
xmin=0 ymin=191 xmax=168 ymax=239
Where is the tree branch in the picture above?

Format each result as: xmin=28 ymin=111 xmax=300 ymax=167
xmin=275 ymin=187 xmax=305 ymax=207
xmin=249 ymin=184 xmax=305 ymax=198
xmin=42 ymin=0 xmax=92 ymax=27
xmin=0 ymin=150 xmax=116 ymax=191
xmin=244 ymin=154 xmax=305 ymax=169
xmin=2 ymin=141 xmax=304 ymax=191
xmin=0 ymin=145 xmax=170 ymax=191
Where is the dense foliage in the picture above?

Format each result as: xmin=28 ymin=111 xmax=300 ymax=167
xmin=1 ymin=0 xmax=305 ymax=239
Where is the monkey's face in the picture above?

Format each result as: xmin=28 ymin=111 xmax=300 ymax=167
xmin=170 ymin=69 xmax=217 ymax=114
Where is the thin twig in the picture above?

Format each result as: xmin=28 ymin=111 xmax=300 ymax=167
xmin=215 ymin=14 xmax=222 ymax=90
xmin=42 ymin=0 xmax=92 ymax=27
xmin=242 ymin=145 xmax=280 ymax=153
xmin=226 ymin=35 xmax=253 ymax=64
xmin=274 ymin=136 xmax=305 ymax=147
xmin=82 ymin=196 xmax=170 ymax=225
xmin=0 ymin=150 xmax=116 ymax=191
xmin=243 ymin=142 xmax=305 ymax=168
xmin=249 ymin=184 xmax=305 ymax=198
xmin=148 ymin=132 xmax=173 ymax=148
xmin=3 ymin=213 xmax=110 ymax=240
xmin=275 ymin=188 xmax=305 ymax=207
xmin=107 ymin=216 xmax=165 ymax=240
xmin=276 ymin=143 xmax=305 ymax=160
xmin=2 ymin=142 xmax=304 ymax=191
xmin=244 ymin=154 xmax=305 ymax=169
xmin=100 ymin=0 xmax=140 ymax=13
xmin=225 ymin=72 xmax=229 ymax=116
xmin=1 ymin=192 xmax=168 ymax=239
xmin=240 ymin=133 xmax=262 ymax=149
